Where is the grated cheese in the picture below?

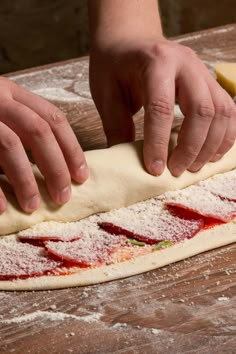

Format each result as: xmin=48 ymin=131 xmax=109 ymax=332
xmin=164 ymin=185 xmax=236 ymax=222
xmin=0 ymin=239 xmax=61 ymax=279
xmin=45 ymin=222 xmax=126 ymax=266
xmin=98 ymin=198 xmax=203 ymax=243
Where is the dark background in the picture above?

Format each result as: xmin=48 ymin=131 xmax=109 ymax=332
xmin=0 ymin=0 xmax=235 ymax=74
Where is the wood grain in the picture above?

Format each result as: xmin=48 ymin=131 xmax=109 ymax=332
xmin=1 ymin=24 xmax=236 ymax=354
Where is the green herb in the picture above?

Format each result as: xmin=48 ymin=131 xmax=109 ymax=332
xmin=127 ymin=238 xmax=146 ymax=246
xmin=152 ymin=240 xmax=174 ymax=251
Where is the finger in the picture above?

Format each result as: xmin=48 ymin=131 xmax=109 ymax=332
xmin=143 ymin=63 xmax=175 ymax=176
xmin=188 ymin=81 xmax=231 ymax=172
xmin=0 ymin=122 xmax=40 ymax=213
xmin=0 ymin=187 xmax=7 ymax=214
xmin=169 ymin=69 xmax=215 ymax=176
xmin=211 ymin=100 xmax=236 ymax=161
xmin=0 ymin=100 xmax=71 ymax=205
xmin=12 ymin=86 xmax=88 ymax=183
xmin=93 ymin=82 xmax=135 ymax=146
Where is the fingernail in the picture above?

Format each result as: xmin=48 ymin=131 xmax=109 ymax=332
xmin=0 ymin=198 xmax=7 ymax=213
xmin=75 ymin=163 xmax=89 ymax=183
xmin=151 ymin=160 xmax=165 ymax=176
xmin=25 ymin=195 xmax=40 ymax=212
xmin=57 ymin=185 xmax=71 ymax=204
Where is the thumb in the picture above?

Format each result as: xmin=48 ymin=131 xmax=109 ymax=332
xmin=95 ymin=84 xmax=135 ymax=146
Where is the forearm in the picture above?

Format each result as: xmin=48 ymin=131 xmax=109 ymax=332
xmin=88 ymin=0 xmax=163 ymax=47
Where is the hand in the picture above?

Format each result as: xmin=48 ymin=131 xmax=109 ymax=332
xmin=90 ymin=38 xmax=236 ymax=176
xmin=0 ymin=77 xmax=88 ymax=213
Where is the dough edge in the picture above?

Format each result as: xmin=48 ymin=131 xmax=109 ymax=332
xmin=1 ymin=221 xmax=235 ymax=291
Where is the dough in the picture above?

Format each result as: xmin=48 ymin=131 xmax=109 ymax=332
xmin=1 ymin=132 xmax=236 ymax=236
xmin=0 ymin=221 xmax=235 ymax=291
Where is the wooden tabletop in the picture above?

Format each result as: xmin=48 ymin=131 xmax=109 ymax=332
xmin=1 ymin=24 xmax=236 ymax=354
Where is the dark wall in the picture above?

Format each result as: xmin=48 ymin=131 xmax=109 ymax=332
xmin=0 ymin=0 xmax=89 ymax=74
xmin=0 ymin=0 xmax=235 ymax=74
xmin=159 ymin=0 xmax=236 ymax=37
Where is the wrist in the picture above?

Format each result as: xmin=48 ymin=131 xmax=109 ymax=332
xmin=88 ymin=0 xmax=164 ymax=49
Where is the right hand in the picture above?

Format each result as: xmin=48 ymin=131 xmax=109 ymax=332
xmin=0 ymin=77 xmax=88 ymax=214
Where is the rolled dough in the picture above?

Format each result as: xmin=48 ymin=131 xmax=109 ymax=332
xmin=1 ymin=132 xmax=236 ymax=236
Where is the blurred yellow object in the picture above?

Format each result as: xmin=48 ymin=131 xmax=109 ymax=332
xmin=214 ymin=62 xmax=236 ymax=97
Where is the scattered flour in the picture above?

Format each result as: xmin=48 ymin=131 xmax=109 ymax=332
xmin=112 ymin=322 xmax=128 ymax=329
xmin=176 ymin=25 xmax=234 ymax=43
xmin=217 ymin=296 xmax=229 ymax=302
xmin=10 ymin=60 xmax=91 ymax=103
xmin=150 ymin=328 xmax=162 ymax=335
xmin=0 ymin=310 xmax=102 ymax=324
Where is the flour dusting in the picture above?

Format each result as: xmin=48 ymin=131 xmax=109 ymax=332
xmin=0 ymin=310 xmax=102 ymax=324
xmin=10 ymin=60 xmax=91 ymax=103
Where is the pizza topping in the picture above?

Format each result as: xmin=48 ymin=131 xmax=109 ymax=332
xmin=164 ymin=186 xmax=236 ymax=222
xmin=0 ymin=240 xmax=62 ymax=280
xmin=152 ymin=240 xmax=174 ymax=251
xmin=18 ymin=221 xmax=84 ymax=241
xmin=127 ymin=238 xmax=146 ymax=246
xmin=17 ymin=215 xmax=102 ymax=242
xmin=199 ymin=169 xmax=236 ymax=202
xmin=2 ymin=169 xmax=235 ymax=282
xmin=45 ymin=223 xmax=126 ymax=267
xmin=109 ymin=244 xmax=153 ymax=263
xmin=98 ymin=198 xmax=204 ymax=244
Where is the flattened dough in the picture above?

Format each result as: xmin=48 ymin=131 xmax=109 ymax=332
xmin=1 ymin=132 xmax=236 ymax=236
xmin=1 ymin=221 xmax=236 ymax=291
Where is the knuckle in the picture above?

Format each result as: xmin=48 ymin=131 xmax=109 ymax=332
xmin=196 ymin=101 xmax=215 ymax=120
xmin=223 ymin=135 xmax=236 ymax=149
xmin=0 ymin=131 xmax=20 ymax=151
xmin=146 ymin=97 xmax=174 ymax=119
xmin=67 ymin=144 xmax=85 ymax=164
xmin=139 ymin=42 xmax=171 ymax=65
xmin=29 ymin=119 xmax=51 ymax=140
xmin=183 ymin=145 xmax=199 ymax=161
xmin=146 ymin=139 xmax=167 ymax=152
xmin=48 ymin=166 xmax=70 ymax=184
xmin=0 ymin=97 xmax=13 ymax=108
xmin=182 ymin=46 xmax=196 ymax=59
xmin=47 ymin=107 xmax=66 ymax=126
xmin=215 ymin=103 xmax=232 ymax=119
xmin=141 ymin=43 xmax=162 ymax=61
xmin=20 ymin=177 xmax=38 ymax=196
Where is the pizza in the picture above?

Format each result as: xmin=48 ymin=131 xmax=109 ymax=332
xmin=0 ymin=167 xmax=236 ymax=291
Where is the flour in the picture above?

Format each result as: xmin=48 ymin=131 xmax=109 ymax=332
xmin=176 ymin=25 xmax=234 ymax=43
xmin=112 ymin=322 xmax=128 ymax=329
xmin=10 ymin=60 xmax=91 ymax=103
xmin=150 ymin=328 xmax=162 ymax=335
xmin=0 ymin=310 xmax=102 ymax=324
xmin=217 ymin=296 xmax=229 ymax=302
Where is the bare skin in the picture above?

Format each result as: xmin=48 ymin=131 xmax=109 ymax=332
xmin=0 ymin=0 xmax=235 ymax=214
xmin=89 ymin=0 xmax=236 ymax=175
xmin=0 ymin=78 xmax=88 ymax=213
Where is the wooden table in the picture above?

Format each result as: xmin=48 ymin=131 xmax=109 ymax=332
xmin=1 ymin=24 xmax=236 ymax=354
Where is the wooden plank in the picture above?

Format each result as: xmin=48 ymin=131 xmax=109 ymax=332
xmin=0 ymin=24 xmax=236 ymax=353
